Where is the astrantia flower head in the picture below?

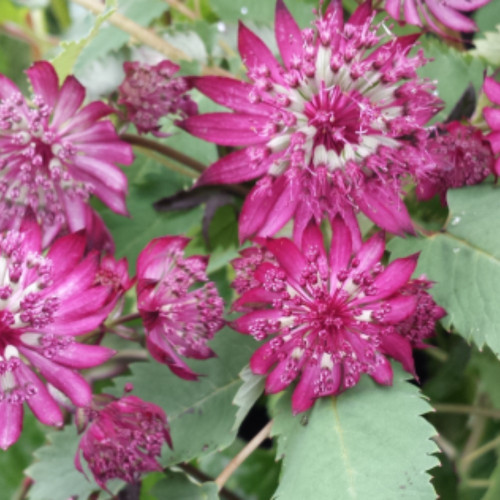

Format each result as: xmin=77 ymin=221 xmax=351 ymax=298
xmin=181 ymin=0 xmax=442 ymax=242
xmin=75 ymin=393 xmax=172 ymax=489
xmin=382 ymin=0 xmax=492 ymax=35
xmin=231 ymin=217 xmax=444 ymax=413
xmin=414 ymin=121 xmax=494 ymax=203
xmin=137 ymin=236 xmax=224 ymax=380
xmin=118 ymin=60 xmax=198 ymax=137
xmin=0 ymin=215 xmax=117 ymax=449
xmin=0 ymin=61 xmax=133 ymax=247
xmin=483 ymin=76 xmax=500 ymax=175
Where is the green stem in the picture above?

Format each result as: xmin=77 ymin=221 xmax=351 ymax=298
xmin=461 ymin=435 xmax=500 ymax=467
xmin=433 ymin=404 xmax=500 ymax=420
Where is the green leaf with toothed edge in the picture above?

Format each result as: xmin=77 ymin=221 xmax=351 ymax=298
xmin=388 ymin=183 xmax=500 ymax=358
xmin=108 ymin=328 xmax=257 ymax=466
xmin=271 ymin=363 xmax=438 ymax=500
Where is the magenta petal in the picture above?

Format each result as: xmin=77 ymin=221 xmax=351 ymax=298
xmin=239 ymin=178 xmax=276 ymax=242
xmin=26 ymin=61 xmax=59 ymax=108
xmin=71 ymin=155 xmax=128 ymax=193
xmin=19 ymin=210 xmax=42 ymax=254
xmin=232 ymin=309 xmax=283 ymax=334
xmin=484 ymin=77 xmax=500 ymax=105
xmin=484 ymin=108 xmax=500 ymax=130
xmin=265 ymin=237 xmax=307 ymax=284
xmin=380 ymin=332 xmax=416 ymax=377
xmin=448 ymin=0 xmax=492 ymax=11
xmin=59 ymin=101 xmax=113 ymax=135
xmin=367 ymin=254 xmax=419 ymax=301
xmin=232 ymin=287 xmax=279 ymax=311
xmin=52 ymin=76 xmax=86 ymax=128
xmin=250 ymin=342 xmax=280 ymax=375
xmin=47 ymin=232 xmax=86 ymax=278
xmin=487 ymin=131 xmax=500 ymax=155
xmin=301 ymin=221 xmax=327 ymax=263
xmin=265 ymin=359 xmax=295 ymax=394
xmin=377 ymin=295 xmax=417 ymax=323
xmin=238 ymin=21 xmax=284 ymax=84
xmin=19 ymin=348 xmax=92 ymax=407
xmin=49 ymin=344 xmax=115 ymax=369
xmin=348 ymin=0 xmax=373 ymax=26
xmin=355 ymin=232 xmax=386 ymax=274
xmin=197 ymin=148 xmax=269 ymax=186
xmin=329 ymin=216 xmax=353 ymax=286
xmin=426 ymin=0 xmax=478 ymax=31
xmin=385 ymin=0 xmax=402 ymax=19
xmin=146 ymin=334 xmax=199 ymax=381
xmin=291 ymin=363 xmax=320 ymax=414
xmin=256 ymin=171 xmax=300 ymax=237
xmin=403 ymin=0 xmax=422 ymax=25
xmin=0 ymin=74 xmax=21 ymax=100
xmin=275 ymin=0 xmax=303 ymax=69
xmin=19 ymin=365 xmax=63 ymax=426
xmin=180 ymin=113 xmax=270 ymax=146
xmin=191 ymin=76 xmax=271 ymax=115
xmin=356 ymin=182 xmax=414 ymax=236
xmin=370 ymin=355 xmax=393 ymax=385
xmin=0 ymin=401 xmax=23 ymax=450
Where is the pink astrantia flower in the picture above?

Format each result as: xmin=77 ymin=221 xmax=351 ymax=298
xmin=0 ymin=61 xmax=133 ymax=248
xmin=230 ymin=217 xmax=444 ymax=414
xmin=483 ymin=76 xmax=500 ymax=175
xmin=414 ymin=121 xmax=494 ymax=203
xmin=181 ymin=0 xmax=442 ymax=242
xmin=137 ymin=236 xmax=224 ymax=380
xmin=75 ymin=394 xmax=172 ymax=489
xmin=382 ymin=0 xmax=492 ymax=34
xmin=118 ymin=60 xmax=198 ymax=137
xmin=0 ymin=216 xmax=117 ymax=450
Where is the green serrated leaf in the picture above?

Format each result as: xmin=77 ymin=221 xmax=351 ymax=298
xmin=471 ymin=25 xmax=500 ymax=66
xmin=51 ymin=0 xmax=117 ymax=80
xmin=271 ymin=364 xmax=438 ymax=500
xmin=232 ymin=365 xmax=266 ymax=431
xmin=109 ymin=328 xmax=256 ymax=466
xmin=389 ymin=183 xmax=500 ymax=356
xmin=0 ymin=413 xmax=44 ymax=500
xmin=75 ymin=0 xmax=169 ymax=73
xmin=26 ymin=426 xmax=122 ymax=500
xmin=418 ymin=38 xmax=486 ymax=124
xmin=483 ymin=460 xmax=500 ymax=500
xmin=150 ymin=471 xmax=219 ymax=499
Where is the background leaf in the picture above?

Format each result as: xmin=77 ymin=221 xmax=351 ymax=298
xmin=149 ymin=471 xmax=219 ymax=499
xmin=109 ymin=329 xmax=256 ymax=466
xmin=271 ymin=364 xmax=438 ymax=499
xmin=389 ymin=183 xmax=500 ymax=356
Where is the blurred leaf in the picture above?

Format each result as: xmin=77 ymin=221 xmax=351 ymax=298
xmin=471 ymin=24 xmax=500 ymax=66
xmin=199 ymin=438 xmax=280 ymax=500
xmin=271 ymin=364 xmax=438 ymax=499
xmin=150 ymin=472 xmax=219 ymax=499
xmin=98 ymin=145 xmax=203 ymax=276
xmin=471 ymin=349 xmax=500 ymax=409
xmin=232 ymin=365 xmax=266 ymax=431
xmin=75 ymin=0 xmax=169 ymax=73
xmin=475 ymin=0 xmax=500 ymax=35
xmin=389 ymin=183 xmax=500 ymax=357
xmin=418 ymin=38 xmax=486 ymax=124
xmin=446 ymin=84 xmax=477 ymax=123
xmin=51 ymin=0 xmax=116 ymax=80
xmin=26 ymin=425 xmax=122 ymax=500
xmin=0 ymin=0 xmax=28 ymax=23
xmin=12 ymin=0 xmax=48 ymax=8
xmin=483 ymin=461 xmax=500 ymax=500
xmin=0 ymin=413 xmax=44 ymax=500
xmin=109 ymin=329 xmax=256 ymax=466
xmin=209 ymin=0 xmax=315 ymax=28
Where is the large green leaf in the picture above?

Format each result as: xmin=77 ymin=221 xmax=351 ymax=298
xmin=98 ymin=137 xmax=209 ymax=275
xmin=418 ymin=39 xmax=486 ymax=123
xmin=51 ymin=0 xmax=117 ymax=80
xmin=389 ymin=184 xmax=500 ymax=356
xmin=26 ymin=426 xmax=122 ymax=500
xmin=271 ymin=364 xmax=438 ymax=499
xmin=0 ymin=413 xmax=44 ymax=500
xmin=149 ymin=472 xmax=219 ymax=500
xmin=74 ymin=0 xmax=169 ymax=72
xmin=109 ymin=329 xmax=256 ymax=466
